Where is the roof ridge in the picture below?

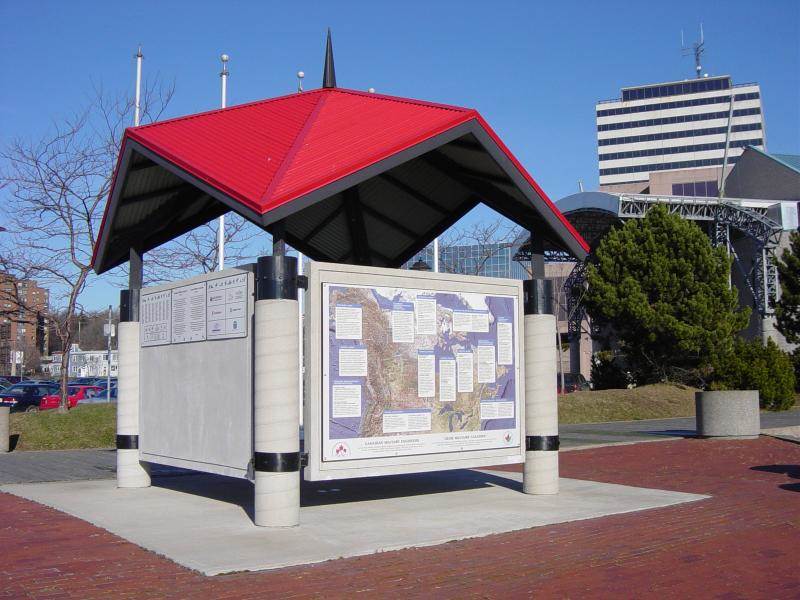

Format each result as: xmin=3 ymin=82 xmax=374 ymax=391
xmin=130 ymin=88 xmax=328 ymax=132
xmin=130 ymin=87 xmax=471 ymax=135
xmin=746 ymin=145 xmax=800 ymax=175
xmin=259 ymin=92 xmax=329 ymax=203
xmin=328 ymin=87 xmax=473 ymax=113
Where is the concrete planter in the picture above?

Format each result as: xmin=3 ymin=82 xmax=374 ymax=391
xmin=695 ymin=390 xmax=760 ymax=438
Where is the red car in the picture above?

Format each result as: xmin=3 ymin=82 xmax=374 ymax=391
xmin=40 ymin=385 xmax=104 ymax=411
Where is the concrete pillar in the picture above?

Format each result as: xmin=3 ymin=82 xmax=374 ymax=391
xmin=522 ymin=279 xmax=559 ymax=495
xmin=253 ymin=255 xmax=301 ymax=527
xmin=0 ymin=406 xmax=9 ymax=453
xmin=116 ymin=289 xmax=150 ymax=488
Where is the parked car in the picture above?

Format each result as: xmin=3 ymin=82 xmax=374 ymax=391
xmin=86 ymin=382 xmax=117 ymax=402
xmin=0 ymin=378 xmax=11 ymax=390
xmin=70 ymin=377 xmax=100 ymax=385
xmin=39 ymin=385 xmax=105 ymax=411
xmin=0 ymin=382 xmax=60 ymax=413
xmin=557 ymin=373 xmax=591 ymax=394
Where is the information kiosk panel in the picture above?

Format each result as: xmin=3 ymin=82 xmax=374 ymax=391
xmin=304 ymin=262 xmax=525 ymax=481
xmin=139 ymin=266 xmax=255 ymax=479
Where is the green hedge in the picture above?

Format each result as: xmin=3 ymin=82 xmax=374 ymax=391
xmin=710 ymin=339 xmax=796 ymax=411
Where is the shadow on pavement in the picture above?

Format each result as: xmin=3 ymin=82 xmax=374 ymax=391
xmin=750 ymin=464 xmax=799 ymax=492
xmin=642 ymin=429 xmax=698 ymax=438
xmin=151 ymin=468 xmax=522 ymax=520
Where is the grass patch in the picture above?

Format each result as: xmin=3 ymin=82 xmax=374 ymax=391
xmin=9 ymin=404 xmax=116 ymax=451
xmin=5 ymin=386 xmax=796 ymax=451
xmin=559 ymin=383 xmax=698 ymax=424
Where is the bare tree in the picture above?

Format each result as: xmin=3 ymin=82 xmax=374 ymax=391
xmin=0 ymin=81 xmax=173 ymax=409
xmin=144 ymin=214 xmax=261 ymax=284
xmin=437 ymin=218 xmax=522 ymax=276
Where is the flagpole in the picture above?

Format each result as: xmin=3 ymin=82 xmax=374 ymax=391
xmin=217 ymin=54 xmax=229 ymax=271
xmin=134 ymin=46 xmax=143 ymax=127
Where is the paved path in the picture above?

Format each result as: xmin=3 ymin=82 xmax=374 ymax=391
xmin=0 ymin=449 xmax=189 ymax=485
xmin=561 ymin=408 xmax=800 ymax=448
xmin=1 ymin=436 xmax=798 ymax=597
xmin=2 ymin=409 xmax=797 ymax=484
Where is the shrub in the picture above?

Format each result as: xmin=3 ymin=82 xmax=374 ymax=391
xmin=584 ymin=205 xmax=748 ymax=385
xmin=710 ymin=338 xmax=796 ymax=411
xmin=787 ymin=349 xmax=800 ymax=393
xmin=590 ymin=351 xmax=631 ymax=390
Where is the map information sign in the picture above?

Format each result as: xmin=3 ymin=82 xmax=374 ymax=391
xmin=320 ymin=282 xmax=521 ymax=465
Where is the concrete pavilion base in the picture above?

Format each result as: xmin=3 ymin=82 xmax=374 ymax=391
xmin=2 ymin=469 xmax=706 ymax=576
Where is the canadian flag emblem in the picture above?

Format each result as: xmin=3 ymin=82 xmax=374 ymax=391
xmin=334 ymin=443 xmax=350 ymax=457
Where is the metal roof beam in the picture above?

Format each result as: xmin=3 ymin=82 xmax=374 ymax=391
xmin=343 ymin=185 xmax=372 ymax=266
xmin=390 ymin=194 xmax=482 ymax=268
xmin=421 ymin=150 xmax=545 ymax=234
xmin=302 ymin=201 xmax=345 ymax=243
xmin=120 ymin=182 xmax=194 ymax=206
xmin=115 ymin=189 xmax=212 ymax=235
xmin=378 ymin=172 xmax=449 ymax=215
xmin=358 ymin=203 xmax=420 ymax=240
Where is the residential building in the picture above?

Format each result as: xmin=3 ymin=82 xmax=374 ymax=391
xmin=0 ymin=274 xmax=49 ymax=376
xmin=596 ymin=75 xmax=765 ymax=192
xmin=44 ymin=345 xmax=118 ymax=379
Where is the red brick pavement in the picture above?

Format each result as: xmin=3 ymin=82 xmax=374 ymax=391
xmin=1 ymin=437 xmax=798 ymax=599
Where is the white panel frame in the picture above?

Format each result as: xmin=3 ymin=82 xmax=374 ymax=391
xmin=304 ymin=262 xmax=525 ymax=482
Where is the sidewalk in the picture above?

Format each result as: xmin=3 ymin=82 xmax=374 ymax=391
xmin=1 ymin=436 xmax=798 ymax=597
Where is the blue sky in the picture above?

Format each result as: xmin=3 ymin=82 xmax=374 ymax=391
xmin=1 ymin=0 xmax=798 ymax=309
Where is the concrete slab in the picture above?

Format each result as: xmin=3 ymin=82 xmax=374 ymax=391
xmin=2 ymin=469 xmax=707 ymax=576
xmin=762 ymin=425 xmax=800 ymax=444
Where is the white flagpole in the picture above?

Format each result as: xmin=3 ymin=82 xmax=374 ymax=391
xmin=433 ymin=237 xmax=439 ymax=272
xmin=134 ymin=46 xmax=143 ymax=127
xmin=296 ymin=70 xmax=306 ymax=426
xmin=217 ymin=54 xmax=229 ymax=271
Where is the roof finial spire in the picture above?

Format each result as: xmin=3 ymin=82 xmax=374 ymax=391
xmin=322 ymin=28 xmax=337 ymax=88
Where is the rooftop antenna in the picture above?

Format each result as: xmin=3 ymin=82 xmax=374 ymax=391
xmin=322 ymin=28 xmax=337 ymax=88
xmin=297 ymin=70 xmax=305 ymax=92
xmin=681 ymin=24 xmax=705 ymax=79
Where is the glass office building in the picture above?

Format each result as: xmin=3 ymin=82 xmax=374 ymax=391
xmin=404 ymin=242 xmax=530 ymax=280
xmin=404 ymin=242 xmax=569 ymax=322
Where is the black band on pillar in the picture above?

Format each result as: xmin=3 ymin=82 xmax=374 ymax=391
xmin=526 ymin=435 xmax=560 ymax=451
xmin=116 ymin=435 xmax=139 ymax=450
xmin=254 ymin=451 xmax=300 ymax=472
xmin=255 ymin=256 xmax=299 ymax=301
xmin=523 ymin=279 xmax=554 ymax=315
xmin=120 ymin=289 xmax=140 ymax=322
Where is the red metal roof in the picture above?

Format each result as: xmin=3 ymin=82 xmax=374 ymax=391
xmin=93 ymin=87 xmax=589 ymax=272
xmin=126 ymin=88 xmax=475 ymax=215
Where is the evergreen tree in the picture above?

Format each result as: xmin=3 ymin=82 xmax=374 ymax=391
xmin=775 ymin=231 xmax=800 ymax=344
xmin=584 ymin=205 xmax=749 ymax=384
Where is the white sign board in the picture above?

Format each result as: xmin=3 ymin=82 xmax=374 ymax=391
xmin=206 ymin=273 xmax=248 ymax=339
xmin=141 ymin=290 xmax=171 ymax=346
xmin=305 ymin=262 xmax=524 ymax=481
xmin=138 ymin=266 xmax=254 ymax=480
xmin=140 ymin=273 xmax=248 ymax=346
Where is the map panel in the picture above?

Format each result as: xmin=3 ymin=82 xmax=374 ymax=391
xmin=322 ymin=283 xmax=520 ymax=462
